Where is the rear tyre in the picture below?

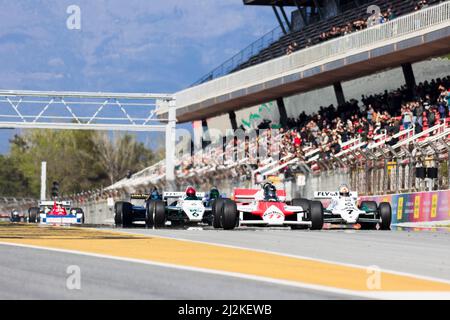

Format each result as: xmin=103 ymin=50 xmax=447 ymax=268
xmin=146 ymin=200 xmax=166 ymax=228
xmin=378 ymin=202 xmax=392 ymax=230
xmin=212 ymin=198 xmax=226 ymax=229
xmin=28 ymin=207 xmax=39 ymax=223
xmin=114 ymin=202 xmax=133 ymax=228
xmin=309 ymin=201 xmax=324 ymax=230
xmin=221 ymin=200 xmax=238 ymax=230
xmin=291 ymin=198 xmax=310 ymax=230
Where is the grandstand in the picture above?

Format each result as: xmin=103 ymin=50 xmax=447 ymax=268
xmin=164 ymin=1 xmax=450 ymax=125
xmin=195 ymin=0 xmax=442 ymax=84
xmin=96 ymin=0 xmax=450 ymax=203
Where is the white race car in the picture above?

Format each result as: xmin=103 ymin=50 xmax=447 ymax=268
xmin=314 ymin=185 xmax=392 ymax=230
xmin=115 ymin=187 xmax=236 ymax=228
xmin=28 ymin=200 xmax=85 ymax=225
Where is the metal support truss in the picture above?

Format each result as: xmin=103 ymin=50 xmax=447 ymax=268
xmin=0 ymin=89 xmax=176 ymax=181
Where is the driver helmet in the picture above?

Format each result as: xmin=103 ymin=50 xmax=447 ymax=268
xmin=263 ymin=183 xmax=278 ymax=201
xmin=339 ymin=184 xmax=350 ymax=197
xmin=186 ymin=186 xmax=196 ymax=198
xmin=150 ymin=187 xmax=160 ymax=200
xmin=209 ymin=187 xmax=220 ymax=200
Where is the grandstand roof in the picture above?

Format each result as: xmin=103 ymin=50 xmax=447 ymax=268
xmin=243 ymin=0 xmax=310 ymax=6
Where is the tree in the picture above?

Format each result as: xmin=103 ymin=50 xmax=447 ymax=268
xmin=6 ymin=129 xmax=161 ymax=197
xmin=92 ymin=132 xmax=159 ymax=185
xmin=9 ymin=130 xmax=104 ymax=197
xmin=0 ymin=154 xmax=31 ymax=197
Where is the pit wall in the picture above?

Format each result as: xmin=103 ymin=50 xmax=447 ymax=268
xmin=360 ymin=190 xmax=450 ymax=225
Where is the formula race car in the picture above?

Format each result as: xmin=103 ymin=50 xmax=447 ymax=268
xmin=10 ymin=209 xmax=23 ymax=223
xmin=218 ymin=183 xmax=324 ymax=230
xmin=115 ymin=187 xmax=236 ymax=228
xmin=27 ymin=200 xmax=85 ymax=225
xmin=314 ymin=184 xmax=392 ymax=230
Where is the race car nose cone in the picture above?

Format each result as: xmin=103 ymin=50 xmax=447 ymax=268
xmin=263 ymin=205 xmax=285 ymax=225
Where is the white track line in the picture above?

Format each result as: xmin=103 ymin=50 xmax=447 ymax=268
xmin=110 ymin=228 xmax=450 ymax=286
xmin=1 ymin=241 xmax=449 ymax=300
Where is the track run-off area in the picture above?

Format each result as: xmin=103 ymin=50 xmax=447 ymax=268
xmin=0 ymin=223 xmax=449 ymax=299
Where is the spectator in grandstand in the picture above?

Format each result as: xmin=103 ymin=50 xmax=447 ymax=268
xmin=176 ymin=76 xmax=449 ymax=181
xmin=402 ymin=106 xmax=414 ymax=129
xmin=318 ymin=32 xmax=328 ymax=42
xmin=353 ymin=19 xmax=366 ymax=31
xmin=387 ymin=7 xmax=397 ymax=21
xmin=416 ymin=0 xmax=429 ymax=10
xmin=286 ymin=41 xmax=299 ymax=55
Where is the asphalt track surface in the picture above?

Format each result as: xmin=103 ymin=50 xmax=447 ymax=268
xmin=0 ymin=244 xmax=346 ymax=300
xmin=0 ymin=223 xmax=449 ymax=300
xmin=112 ymin=226 xmax=450 ymax=281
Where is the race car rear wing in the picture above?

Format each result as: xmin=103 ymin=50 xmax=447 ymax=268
xmin=314 ymin=191 xmax=358 ymax=199
xmin=39 ymin=200 xmax=71 ymax=207
xmin=233 ymin=189 xmax=286 ymax=202
xmin=163 ymin=192 xmax=206 ymax=200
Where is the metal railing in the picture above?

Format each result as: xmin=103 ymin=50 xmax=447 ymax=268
xmin=177 ymin=1 xmax=450 ymax=108
xmin=191 ymin=26 xmax=285 ymax=86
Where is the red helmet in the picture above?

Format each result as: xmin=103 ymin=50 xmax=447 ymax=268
xmin=186 ymin=187 xmax=196 ymax=198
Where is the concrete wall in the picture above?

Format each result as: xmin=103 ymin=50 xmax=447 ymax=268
xmin=75 ymin=199 xmax=115 ymax=225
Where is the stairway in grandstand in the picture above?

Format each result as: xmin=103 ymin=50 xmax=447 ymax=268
xmin=231 ymin=0 xmax=442 ymax=73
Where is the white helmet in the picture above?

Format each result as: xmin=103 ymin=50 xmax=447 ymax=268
xmin=339 ymin=184 xmax=350 ymax=197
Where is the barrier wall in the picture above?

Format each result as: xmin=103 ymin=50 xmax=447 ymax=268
xmin=76 ymin=200 xmax=115 ymax=225
xmin=361 ymin=190 xmax=450 ymax=224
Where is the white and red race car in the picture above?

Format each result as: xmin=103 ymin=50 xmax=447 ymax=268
xmin=214 ymin=184 xmax=324 ymax=230
xmin=27 ymin=200 xmax=84 ymax=225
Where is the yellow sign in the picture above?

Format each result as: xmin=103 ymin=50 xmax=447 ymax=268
xmin=413 ymin=196 xmax=421 ymax=219
xmin=430 ymin=194 xmax=438 ymax=218
xmin=397 ymin=197 xmax=404 ymax=220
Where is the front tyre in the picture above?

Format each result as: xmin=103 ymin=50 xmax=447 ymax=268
xmin=146 ymin=200 xmax=166 ymax=228
xmin=378 ymin=202 xmax=392 ymax=230
xmin=212 ymin=198 xmax=226 ymax=229
xmin=221 ymin=200 xmax=238 ymax=230
xmin=291 ymin=198 xmax=310 ymax=230
xmin=309 ymin=201 xmax=324 ymax=230
xmin=115 ymin=202 xmax=133 ymax=228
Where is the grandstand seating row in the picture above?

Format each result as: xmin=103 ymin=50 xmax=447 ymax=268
xmin=231 ymin=0 xmax=443 ymax=74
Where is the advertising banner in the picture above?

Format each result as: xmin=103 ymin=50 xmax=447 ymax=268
xmin=360 ymin=190 xmax=450 ymax=224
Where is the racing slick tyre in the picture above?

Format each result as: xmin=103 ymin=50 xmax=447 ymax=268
xmin=378 ymin=202 xmax=392 ymax=230
xmin=146 ymin=200 xmax=166 ymax=228
xmin=309 ymin=201 xmax=324 ymax=230
xmin=212 ymin=198 xmax=226 ymax=229
xmin=359 ymin=201 xmax=378 ymax=230
xmin=28 ymin=207 xmax=39 ymax=223
xmin=290 ymin=198 xmax=310 ymax=230
xmin=221 ymin=199 xmax=238 ymax=230
xmin=115 ymin=202 xmax=133 ymax=228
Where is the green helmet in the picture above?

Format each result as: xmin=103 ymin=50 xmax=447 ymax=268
xmin=210 ymin=188 xmax=220 ymax=199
